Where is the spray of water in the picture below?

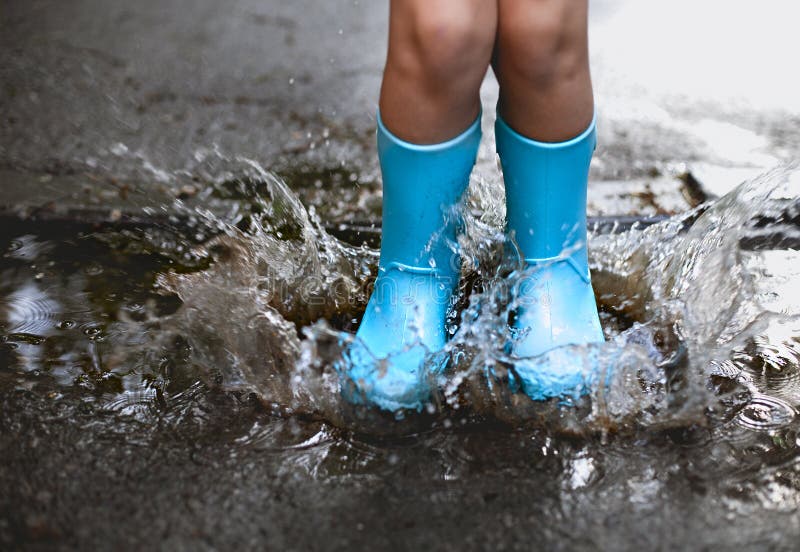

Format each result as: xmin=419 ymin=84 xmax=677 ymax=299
xmin=158 ymin=153 xmax=799 ymax=436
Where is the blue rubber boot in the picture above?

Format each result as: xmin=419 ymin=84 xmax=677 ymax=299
xmin=340 ymin=113 xmax=481 ymax=411
xmin=495 ymin=114 xmax=605 ymax=401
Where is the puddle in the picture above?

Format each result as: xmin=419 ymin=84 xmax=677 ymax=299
xmin=2 ymin=159 xmax=799 ymax=549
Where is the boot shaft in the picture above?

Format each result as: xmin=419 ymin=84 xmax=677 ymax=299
xmin=495 ymin=114 xmax=596 ymax=268
xmin=377 ymin=113 xmax=482 ymax=279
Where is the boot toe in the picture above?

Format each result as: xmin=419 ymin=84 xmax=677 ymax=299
xmin=340 ymin=341 xmax=434 ymax=411
xmin=509 ymin=347 xmax=601 ymax=401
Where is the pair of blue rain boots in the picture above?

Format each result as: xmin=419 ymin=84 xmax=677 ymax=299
xmin=340 ymin=112 xmax=604 ymax=411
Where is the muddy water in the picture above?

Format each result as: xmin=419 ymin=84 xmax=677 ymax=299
xmin=1 ymin=161 xmax=799 ymax=550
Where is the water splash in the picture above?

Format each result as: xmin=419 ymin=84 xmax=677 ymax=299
xmin=158 ymin=152 xmax=799 ymax=436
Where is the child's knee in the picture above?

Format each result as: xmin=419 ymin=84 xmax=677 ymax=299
xmin=499 ymin=1 xmax=588 ymax=88
xmin=392 ymin=3 xmax=495 ymax=89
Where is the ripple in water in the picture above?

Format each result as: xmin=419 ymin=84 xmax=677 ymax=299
xmin=2 ymin=282 xmax=62 ymax=336
xmin=735 ymin=394 xmax=797 ymax=430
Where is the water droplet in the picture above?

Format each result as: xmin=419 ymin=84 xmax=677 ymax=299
xmin=110 ymin=142 xmax=128 ymax=156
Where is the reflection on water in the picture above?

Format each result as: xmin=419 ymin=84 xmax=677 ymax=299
xmin=1 ymin=160 xmax=799 ymax=548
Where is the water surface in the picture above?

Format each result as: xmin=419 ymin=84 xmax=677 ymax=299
xmin=2 ymin=161 xmax=799 ymax=550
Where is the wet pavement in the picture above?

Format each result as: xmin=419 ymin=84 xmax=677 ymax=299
xmin=2 ymin=1 xmax=800 ymax=551
xmin=2 ymin=0 xmax=798 ymax=223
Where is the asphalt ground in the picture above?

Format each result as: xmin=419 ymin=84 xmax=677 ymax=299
xmin=1 ymin=2 xmax=799 ymax=551
xmin=2 ymin=0 xmax=797 ymax=224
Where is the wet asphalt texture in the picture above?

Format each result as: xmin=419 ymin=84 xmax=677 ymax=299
xmin=2 ymin=0 xmax=797 ymax=224
xmin=1 ymin=1 xmax=799 ymax=551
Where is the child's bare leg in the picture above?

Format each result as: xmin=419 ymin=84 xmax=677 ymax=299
xmin=379 ymin=0 xmax=497 ymax=143
xmin=493 ymin=0 xmax=593 ymax=142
